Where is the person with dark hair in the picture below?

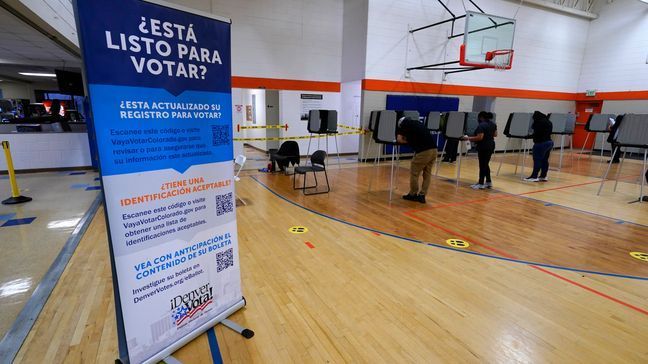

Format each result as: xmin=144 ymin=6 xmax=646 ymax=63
xmin=524 ymin=111 xmax=553 ymax=182
xmin=607 ymin=115 xmax=624 ymax=164
xmin=462 ymin=111 xmax=497 ymax=189
xmin=396 ymin=117 xmax=437 ymax=203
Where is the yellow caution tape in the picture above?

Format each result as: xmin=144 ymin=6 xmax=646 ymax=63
xmin=338 ymin=124 xmax=365 ymax=132
xmin=234 ymin=130 xmax=364 ymax=142
xmin=239 ymin=125 xmax=287 ymax=129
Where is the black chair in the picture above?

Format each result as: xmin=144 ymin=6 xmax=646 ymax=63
xmin=293 ymin=150 xmax=330 ymax=195
xmin=270 ymin=141 xmax=300 ymax=173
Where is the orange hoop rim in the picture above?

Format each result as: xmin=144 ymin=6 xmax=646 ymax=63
xmin=485 ymin=49 xmax=514 ymax=61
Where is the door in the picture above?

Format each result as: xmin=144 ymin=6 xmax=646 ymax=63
xmin=574 ymin=101 xmax=602 ymax=149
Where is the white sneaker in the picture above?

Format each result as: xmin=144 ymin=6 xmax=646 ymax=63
xmin=470 ymin=184 xmax=484 ymax=190
xmin=484 ymin=182 xmax=493 ymax=189
xmin=539 ymin=177 xmax=548 ymax=182
xmin=523 ymin=177 xmax=540 ymax=182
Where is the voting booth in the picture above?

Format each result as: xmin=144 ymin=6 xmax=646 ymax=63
xmin=369 ymin=110 xmax=402 ymax=199
xmin=435 ymin=112 xmax=468 ymax=185
xmin=497 ymin=113 xmax=534 ymax=178
xmin=306 ymin=109 xmax=341 ymax=168
xmin=598 ymin=114 xmax=648 ymax=202
xmin=549 ymin=113 xmax=577 ymax=170
xmin=579 ymin=114 xmax=615 ymax=160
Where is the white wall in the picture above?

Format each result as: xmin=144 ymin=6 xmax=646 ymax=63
xmin=341 ymin=0 xmax=369 ymax=82
xmin=365 ymin=0 xmax=590 ymax=92
xmin=578 ymin=0 xmax=648 ymax=92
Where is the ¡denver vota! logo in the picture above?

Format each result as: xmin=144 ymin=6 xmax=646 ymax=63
xmin=171 ymin=283 xmax=213 ymax=327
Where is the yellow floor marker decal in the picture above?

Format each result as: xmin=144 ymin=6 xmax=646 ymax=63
xmin=289 ymin=226 xmax=308 ymax=234
xmin=446 ymin=239 xmax=470 ymax=249
xmin=630 ymin=252 xmax=648 ymax=262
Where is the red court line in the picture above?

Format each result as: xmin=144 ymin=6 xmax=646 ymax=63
xmin=403 ymin=211 xmax=516 ymax=259
xmin=305 ymin=242 xmax=315 ymax=249
xmin=530 ymin=265 xmax=648 ymax=317
xmin=403 ymin=209 xmax=648 ymax=317
xmin=407 ymin=177 xmax=621 ymax=215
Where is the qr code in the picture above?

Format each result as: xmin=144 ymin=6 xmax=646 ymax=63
xmin=216 ymin=248 xmax=233 ymax=272
xmin=211 ymin=125 xmax=231 ymax=147
xmin=216 ymin=192 xmax=233 ymax=216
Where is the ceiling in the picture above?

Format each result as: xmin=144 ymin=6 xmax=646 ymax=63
xmin=0 ymin=5 xmax=80 ymax=83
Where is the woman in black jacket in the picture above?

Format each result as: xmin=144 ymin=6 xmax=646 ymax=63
xmin=524 ymin=111 xmax=553 ymax=182
xmin=462 ymin=112 xmax=497 ymax=189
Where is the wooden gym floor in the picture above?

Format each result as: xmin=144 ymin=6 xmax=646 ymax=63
xmin=14 ymin=152 xmax=648 ymax=363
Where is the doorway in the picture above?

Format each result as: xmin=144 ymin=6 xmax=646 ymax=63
xmin=573 ymin=100 xmax=602 ymax=149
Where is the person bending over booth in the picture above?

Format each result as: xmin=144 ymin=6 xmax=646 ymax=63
xmin=524 ymin=111 xmax=553 ymax=182
xmin=396 ymin=117 xmax=438 ymax=203
xmin=461 ymin=111 xmax=497 ymax=189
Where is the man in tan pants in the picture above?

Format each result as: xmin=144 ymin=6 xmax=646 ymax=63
xmin=396 ymin=117 xmax=438 ymax=203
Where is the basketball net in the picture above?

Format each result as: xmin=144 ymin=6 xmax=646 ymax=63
xmin=486 ymin=49 xmax=513 ymax=72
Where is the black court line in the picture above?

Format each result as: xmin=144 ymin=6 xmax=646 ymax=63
xmin=0 ymin=194 xmax=103 ymax=363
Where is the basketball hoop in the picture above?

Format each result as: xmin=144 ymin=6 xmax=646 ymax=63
xmin=486 ymin=49 xmax=514 ymax=71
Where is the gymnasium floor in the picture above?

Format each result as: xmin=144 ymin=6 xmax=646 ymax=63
xmin=9 ymin=152 xmax=648 ymax=363
xmin=0 ymin=170 xmax=100 ymax=338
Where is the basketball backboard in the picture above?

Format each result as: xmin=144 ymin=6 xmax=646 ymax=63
xmin=460 ymin=11 xmax=516 ymax=70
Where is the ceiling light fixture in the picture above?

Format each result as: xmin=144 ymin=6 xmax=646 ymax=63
xmin=19 ymin=72 xmax=57 ymax=77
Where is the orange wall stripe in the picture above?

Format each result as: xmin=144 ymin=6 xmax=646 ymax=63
xmin=232 ymin=76 xmax=340 ymax=92
xmin=362 ymin=79 xmax=575 ymax=101
xmin=573 ymin=90 xmax=648 ymax=101
xmin=229 ymin=76 xmax=648 ymax=101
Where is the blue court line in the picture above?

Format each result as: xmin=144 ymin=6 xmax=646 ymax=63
xmin=207 ymin=328 xmax=223 ymax=364
xmin=0 ymin=194 xmax=103 ymax=362
xmin=85 ymin=186 xmax=102 ymax=191
xmin=70 ymin=183 xmax=90 ymax=189
xmin=513 ymin=191 xmax=647 ymax=228
xmin=1 ymin=217 xmax=36 ymax=227
xmin=250 ymin=176 xmax=648 ymax=281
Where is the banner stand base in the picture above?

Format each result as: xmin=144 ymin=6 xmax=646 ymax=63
xmin=221 ymin=318 xmax=255 ymax=339
xmin=116 ymin=298 xmax=252 ymax=364
xmin=157 ymin=317 xmax=255 ymax=364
